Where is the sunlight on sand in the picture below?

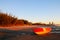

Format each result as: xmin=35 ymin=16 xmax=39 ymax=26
xmin=0 ymin=25 xmax=37 ymax=30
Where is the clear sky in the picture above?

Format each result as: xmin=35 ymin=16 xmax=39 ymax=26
xmin=0 ymin=0 xmax=60 ymax=24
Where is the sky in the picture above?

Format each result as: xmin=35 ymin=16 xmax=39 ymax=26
xmin=0 ymin=0 xmax=60 ymax=24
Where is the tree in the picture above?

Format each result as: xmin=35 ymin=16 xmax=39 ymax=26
xmin=0 ymin=12 xmax=32 ymax=26
xmin=0 ymin=12 xmax=17 ymax=26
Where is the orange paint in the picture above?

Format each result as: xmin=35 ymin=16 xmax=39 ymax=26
xmin=34 ymin=28 xmax=44 ymax=32
xmin=33 ymin=27 xmax=51 ymax=35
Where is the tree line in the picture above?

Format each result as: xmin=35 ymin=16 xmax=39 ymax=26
xmin=0 ymin=12 xmax=51 ymax=26
xmin=0 ymin=12 xmax=33 ymax=26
